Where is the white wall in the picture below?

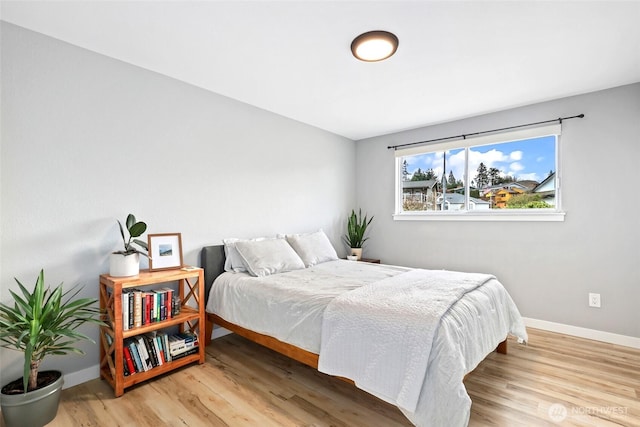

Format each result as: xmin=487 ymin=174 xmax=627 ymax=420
xmin=0 ymin=23 xmax=355 ymax=386
xmin=355 ymin=83 xmax=640 ymax=340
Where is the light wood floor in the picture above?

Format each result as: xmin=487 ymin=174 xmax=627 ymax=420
xmin=31 ymin=328 xmax=639 ymax=426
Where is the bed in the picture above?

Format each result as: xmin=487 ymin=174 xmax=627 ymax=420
xmin=201 ymin=241 xmax=527 ymax=427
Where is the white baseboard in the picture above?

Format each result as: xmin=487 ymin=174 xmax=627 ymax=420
xmin=523 ymin=317 xmax=640 ymax=349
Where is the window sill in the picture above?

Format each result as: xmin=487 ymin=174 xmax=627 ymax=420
xmin=393 ymin=210 xmax=565 ymax=222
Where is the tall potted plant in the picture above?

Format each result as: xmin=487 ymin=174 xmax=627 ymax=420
xmin=344 ymin=208 xmax=374 ymax=260
xmin=0 ymin=270 xmax=104 ymax=427
xmin=110 ymin=213 xmax=149 ymax=277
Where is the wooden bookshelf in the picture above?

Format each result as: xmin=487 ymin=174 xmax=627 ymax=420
xmin=99 ymin=268 xmax=205 ymax=397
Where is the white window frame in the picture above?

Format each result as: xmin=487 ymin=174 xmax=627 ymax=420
xmin=393 ymin=124 xmax=565 ymax=222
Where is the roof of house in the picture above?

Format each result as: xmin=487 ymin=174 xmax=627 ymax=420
xmin=481 ymin=180 xmax=539 ymax=196
xmin=533 ymin=172 xmax=556 ymax=192
xmin=403 ymin=180 xmax=436 ymax=189
xmin=515 ymin=180 xmax=539 ymax=191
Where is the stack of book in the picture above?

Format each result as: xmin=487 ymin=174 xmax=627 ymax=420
xmin=121 ymin=288 xmax=181 ymax=331
xmin=123 ymin=331 xmax=199 ymax=376
xmin=168 ymin=331 xmax=199 ymax=360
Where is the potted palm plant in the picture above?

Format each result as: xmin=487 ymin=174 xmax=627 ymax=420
xmin=344 ymin=208 xmax=374 ymax=260
xmin=0 ymin=269 xmax=104 ymax=427
xmin=110 ymin=213 xmax=149 ymax=277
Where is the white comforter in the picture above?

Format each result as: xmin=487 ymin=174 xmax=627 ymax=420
xmin=206 ymin=260 xmax=409 ymax=352
xmin=318 ymin=269 xmax=495 ymax=415
xmin=206 ymin=260 xmax=528 ymax=426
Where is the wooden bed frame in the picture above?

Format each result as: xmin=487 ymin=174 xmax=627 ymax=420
xmin=200 ymin=245 xmax=507 ymax=371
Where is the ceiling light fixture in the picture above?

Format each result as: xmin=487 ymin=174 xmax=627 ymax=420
xmin=351 ymin=30 xmax=399 ymax=62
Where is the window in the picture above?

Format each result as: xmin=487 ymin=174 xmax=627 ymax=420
xmin=394 ymin=124 xmax=564 ymax=221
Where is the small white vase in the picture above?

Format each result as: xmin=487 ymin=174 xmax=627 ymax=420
xmin=109 ymin=253 xmax=140 ymax=277
xmin=350 ymin=248 xmax=363 ymax=261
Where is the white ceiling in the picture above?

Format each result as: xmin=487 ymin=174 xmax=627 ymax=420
xmin=2 ymin=1 xmax=639 ymax=140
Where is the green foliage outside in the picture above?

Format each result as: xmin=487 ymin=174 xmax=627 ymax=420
xmin=410 ymin=167 xmax=437 ymax=181
xmin=403 ymin=199 xmax=428 ymax=211
xmin=474 ymin=162 xmax=515 ymax=188
xmin=506 ymin=193 xmax=551 ymax=209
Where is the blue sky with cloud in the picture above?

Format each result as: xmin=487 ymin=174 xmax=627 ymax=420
xmin=404 ymin=135 xmax=556 ymax=185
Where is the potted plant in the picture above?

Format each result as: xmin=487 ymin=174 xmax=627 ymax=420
xmin=0 ymin=269 xmax=104 ymax=427
xmin=110 ymin=213 xmax=149 ymax=277
xmin=344 ymin=208 xmax=374 ymax=260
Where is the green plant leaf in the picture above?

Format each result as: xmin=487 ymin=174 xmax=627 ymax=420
xmin=344 ymin=208 xmax=374 ymax=248
xmin=125 ymin=214 xmax=136 ymax=230
xmin=0 ymin=270 xmax=105 ymax=393
xmin=118 ymin=220 xmax=126 ymax=245
xmin=7 ymin=289 xmax=31 ymax=316
xmin=133 ymin=239 xmax=148 ymax=251
xmin=128 ymin=222 xmax=147 ymax=238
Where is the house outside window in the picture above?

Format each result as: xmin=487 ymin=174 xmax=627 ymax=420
xmin=394 ymin=124 xmax=564 ymax=221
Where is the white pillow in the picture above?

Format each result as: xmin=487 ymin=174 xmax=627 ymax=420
xmin=286 ymin=230 xmax=338 ymax=267
xmin=223 ymin=237 xmax=272 ymax=272
xmin=234 ymin=238 xmax=305 ymax=277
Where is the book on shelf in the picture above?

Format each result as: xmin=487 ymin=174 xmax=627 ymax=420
xmin=144 ymin=291 xmax=153 ymax=325
xmin=173 ymin=292 xmax=181 ymax=315
xmin=168 ymin=331 xmax=199 ymax=357
xmin=123 ymin=357 xmax=130 ymax=377
xmin=151 ymin=290 xmax=159 ymax=322
xmin=121 ymin=289 xmax=136 ymax=330
xmin=127 ymin=290 xmax=135 ymax=329
xmin=165 ymin=288 xmax=176 ymax=319
xmin=160 ymin=331 xmax=172 ymax=362
xmin=158 ymin=289 xmax=167 ymax=321
xmin=148 ymin=331 xmax=164 ymax=364
xmin=170 ymin=347 xmax=199 ymax=361
xmin=123 ymin=346 xmax=135 ymax=377
xmin=121 ymin=330 xmax=199 ymax=375
xmin=142 ymin=334 xmax=160 ymax=368
xmin=135 ymin=335 xmax=153 ymax=371
xmin=122 ymin=290 xmax=129 ymax=331
xmin=155 ymin=333 xmax=169 ymax=363
xmin=141 ymin=293 xmax=147 ymax=327
xmin=156 ymin=335 xmax=165 ymax=364
xmin=124 ymin=338 xmax=144 ymax=373
xmin=120 ymin=287 xmax=182 ymax=329
xmin=133 ymin=289 xmax=143 ymax=328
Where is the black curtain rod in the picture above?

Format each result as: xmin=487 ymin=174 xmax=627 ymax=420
xmin=387 ymin=114 xmax=585 ymax=150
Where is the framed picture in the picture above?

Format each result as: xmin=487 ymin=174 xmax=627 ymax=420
xmin=148 ymin=233 xmax=183 ymax=271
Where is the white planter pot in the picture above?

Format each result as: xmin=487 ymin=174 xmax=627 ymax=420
xmin=350 ymin=248 xmax=363 ymax=261
xmin=109 ymin=253 xmax=140 ymax=277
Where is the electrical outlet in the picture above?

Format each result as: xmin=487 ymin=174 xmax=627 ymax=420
xmin=589 ymin=293 xmax=601 ymax=308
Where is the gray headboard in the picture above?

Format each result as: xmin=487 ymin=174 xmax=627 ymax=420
xmin=200 ymin=245 xmax=225 ymax=304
